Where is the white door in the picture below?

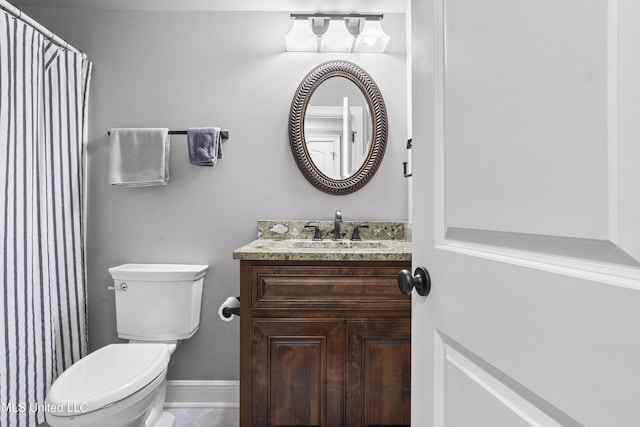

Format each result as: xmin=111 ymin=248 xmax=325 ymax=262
xmin=410 ymin=0 xmax=640 ymax=426
xmin=306 ymin=135 xmax=340 ymax=179
xmin=342 ymin=96 xmax=351 ymax=178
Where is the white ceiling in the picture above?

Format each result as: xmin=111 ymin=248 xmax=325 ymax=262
xmin=13 ymin=0 xmax=408 ymax=13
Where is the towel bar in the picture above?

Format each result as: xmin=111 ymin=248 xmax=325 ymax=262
xmin=107 ymin=129 xmax=230 ymax=140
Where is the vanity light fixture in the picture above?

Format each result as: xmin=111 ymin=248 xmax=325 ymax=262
xmin=285 ymin=13 xmax=390 ymax=53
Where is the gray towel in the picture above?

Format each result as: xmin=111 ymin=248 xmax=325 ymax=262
xmin=109 ymin=128 xmax=170 ymax=186
xmin=187 ymin=127 xmax=222 ymax=167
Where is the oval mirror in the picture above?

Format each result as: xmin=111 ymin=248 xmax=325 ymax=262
xmin=289 ymin=61 xmax=388 ymax=194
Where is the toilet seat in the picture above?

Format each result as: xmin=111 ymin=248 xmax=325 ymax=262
xmin=46 ymin=343 xmax=170 ymax=416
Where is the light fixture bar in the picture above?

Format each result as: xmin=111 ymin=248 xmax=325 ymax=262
xmin=285 ymin=13 xmax=390 ymax=53
xmin=290 ymin=13 xmax=384 ymax=21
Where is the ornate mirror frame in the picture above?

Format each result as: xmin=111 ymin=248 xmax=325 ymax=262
xmin=289 ymin=60 xmax=388 ymax=195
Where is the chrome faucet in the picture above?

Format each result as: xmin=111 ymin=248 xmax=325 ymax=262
xmin=333 ymin=210 xmax=342 ymax=240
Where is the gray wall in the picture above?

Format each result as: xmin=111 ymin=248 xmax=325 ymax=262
xmin=22 ymin=7 xmax=407 ymax=380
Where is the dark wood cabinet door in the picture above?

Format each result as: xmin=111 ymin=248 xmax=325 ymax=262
xmin=346 ymin=320 xmax=411 ymax=427
xmin=250 ymin=319 xmax=345 ymax=427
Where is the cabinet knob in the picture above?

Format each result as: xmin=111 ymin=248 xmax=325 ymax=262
xmin=397 ymin=267 xmax=431 ymax=296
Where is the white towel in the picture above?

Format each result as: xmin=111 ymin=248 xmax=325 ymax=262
xmin=109 ymin=128 xmax=170 ymax=186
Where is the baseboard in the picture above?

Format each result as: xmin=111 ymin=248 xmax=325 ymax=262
xmin=164 ymin=380 xmax=239 ymax=408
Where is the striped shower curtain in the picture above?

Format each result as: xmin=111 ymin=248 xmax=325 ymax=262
xmin=0 ymin=11 xmax=92 ymax=427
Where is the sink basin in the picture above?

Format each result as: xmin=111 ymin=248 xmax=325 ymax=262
xmin=290 ymin=240 xmax=387 ymax=249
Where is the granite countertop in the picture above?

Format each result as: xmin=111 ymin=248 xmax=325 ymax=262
xmin=233 ymin=220 xmax=412 ymax=262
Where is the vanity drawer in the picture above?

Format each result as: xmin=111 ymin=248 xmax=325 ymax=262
xmin=249 ymin=262 xmax=410 ymax=310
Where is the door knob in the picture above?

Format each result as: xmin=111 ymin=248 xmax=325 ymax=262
xmin=397 ymin=267 xmax=431 ymax=296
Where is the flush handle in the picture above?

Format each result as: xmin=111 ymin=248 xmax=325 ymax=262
xmin=397 ymin=267 xmax=431 ymax=296
xmin=107 ymin=282 xmax=128 ymax=291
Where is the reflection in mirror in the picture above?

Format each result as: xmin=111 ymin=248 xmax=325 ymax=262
xmin=289 ymin=61 xmax=387 ymax=195
xmin=304 ymin=77 xmax=372 ymax=179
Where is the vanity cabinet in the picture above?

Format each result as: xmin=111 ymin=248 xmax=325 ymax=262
xmin=239 ymin=260 xmax=411 ymax=427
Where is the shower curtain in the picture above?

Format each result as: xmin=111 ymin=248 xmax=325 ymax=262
xmin=0 ymin=10 xmax=92 ymax=427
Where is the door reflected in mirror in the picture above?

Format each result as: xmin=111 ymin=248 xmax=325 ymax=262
xmin=304 ymin=77 xmax=372 ymax=180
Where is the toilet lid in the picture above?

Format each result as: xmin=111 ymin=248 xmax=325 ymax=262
xmin=46 ymin=343 xmax=170 ymax=416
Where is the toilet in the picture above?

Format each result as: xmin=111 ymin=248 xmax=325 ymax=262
xmin=45 ymin=263 xmax=209 ymax=427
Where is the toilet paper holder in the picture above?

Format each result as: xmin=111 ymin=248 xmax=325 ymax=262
xmin=222 ymin=297 xmax=240 ymax=318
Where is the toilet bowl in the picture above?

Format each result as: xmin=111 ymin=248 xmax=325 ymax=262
xmin=45 ymin=343 xmax=172 ymax=427
xmin=45 ymin=264 xmax=208 ymax=427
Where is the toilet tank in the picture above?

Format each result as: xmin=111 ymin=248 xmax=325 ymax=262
xmin=108 ymin=264 xmax=209 ymax=341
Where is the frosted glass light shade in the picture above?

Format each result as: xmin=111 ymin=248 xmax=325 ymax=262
xmin=354 ymin=20 xmax=390 ymax=52
xmin=320 ymin=19 xmax=354 ymax=52
xmin=285 ymin=19 xmax=318 ymax=52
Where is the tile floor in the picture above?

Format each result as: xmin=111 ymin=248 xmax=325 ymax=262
xmin=37 ymin=407 xmax=239 ymax=427
xmin=167 ymin=407 xmax=239 ymax=427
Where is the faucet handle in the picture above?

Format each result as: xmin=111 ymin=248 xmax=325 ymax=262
xmin=304 ymin=224 xmax=323 ymax=241
xmin=351 ymin=225 xmax=370 ymax=241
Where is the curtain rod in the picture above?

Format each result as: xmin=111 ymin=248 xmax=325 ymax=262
xmin=0 ymin=0 xmax=81 ymax=53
